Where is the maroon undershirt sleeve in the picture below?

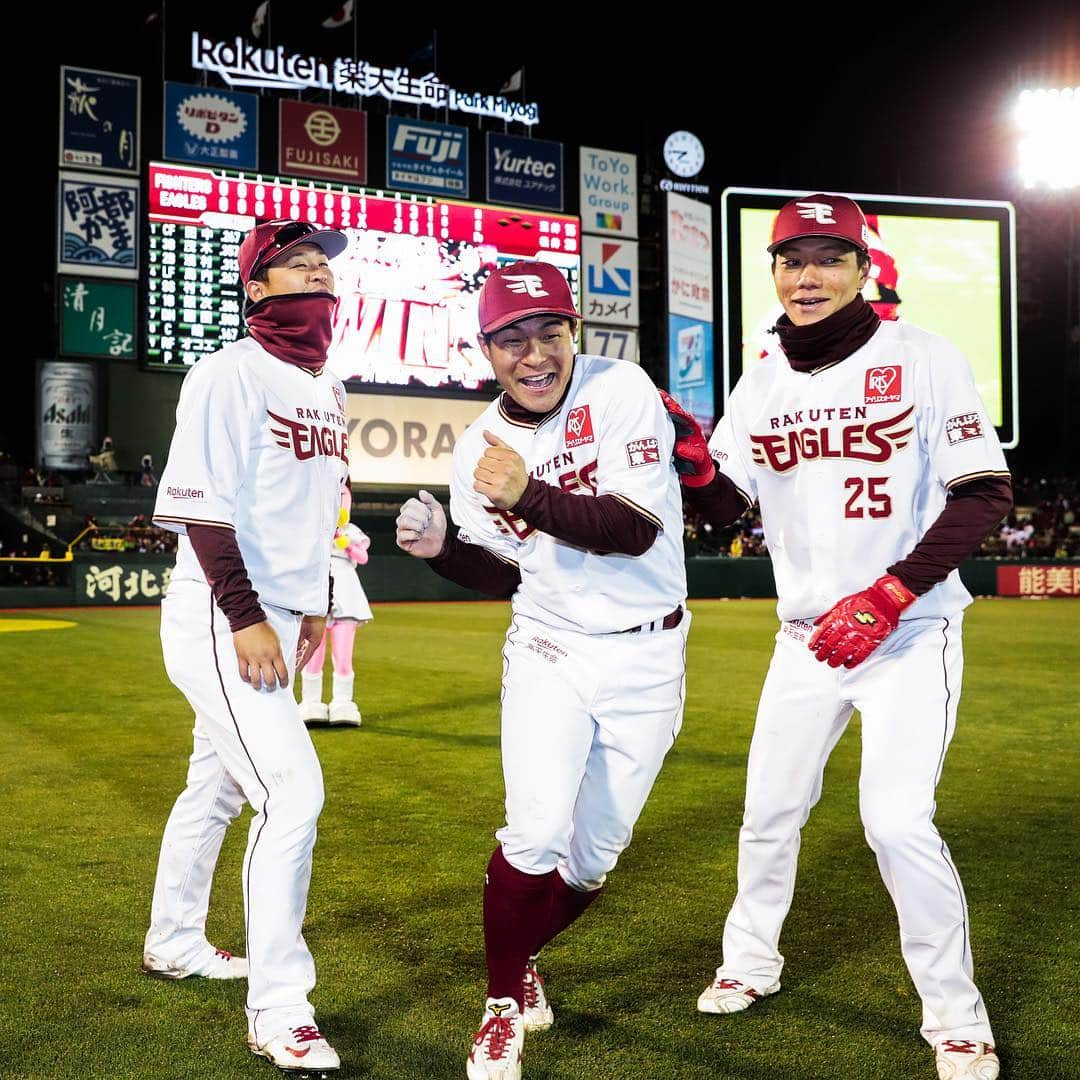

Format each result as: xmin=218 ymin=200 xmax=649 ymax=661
xmin=510 ymin=477 xmax=659 ymax=556
xmin=888 ymin=475 xmax=1013 ymax=595
xmin=427 ymin=534 xmax=521 ymax=599
xmin=187 ymin=523 xmax=266 ymax=632
xmin=679 ymin=470 xmax=754 ymax=528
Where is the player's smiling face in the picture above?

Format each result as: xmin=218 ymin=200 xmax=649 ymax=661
xmin=479 ymin=316 xmax=576 ymax=414
xmin=772 ymin=238 xmax=868 ymax=325
xmin=246 ymin=242 xmax=335 ymax=303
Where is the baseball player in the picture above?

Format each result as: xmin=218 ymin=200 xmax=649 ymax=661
xmin=299 ymin=480 xmax=373 ymax=727
xmin=144 ymin=219 xmax=350 ymax=1075
xmin=395 ymin=261 xmax=689 ymax=1080
xmin=666 ymin=193 xmax=1011 ymax=1080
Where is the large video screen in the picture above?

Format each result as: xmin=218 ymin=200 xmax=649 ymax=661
xmin=145 ymin=162 xmax=581 ymax=394
xmin=721 ymin=188 xmax=1018 ymax=448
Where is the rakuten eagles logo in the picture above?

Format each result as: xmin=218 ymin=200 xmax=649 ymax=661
xmin=268 ymin=410 xmax=349 ymax=463
xmin=750 ymin=406 xmax=914 ymax=473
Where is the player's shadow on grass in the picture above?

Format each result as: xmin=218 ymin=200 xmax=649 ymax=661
xmin=362 ymin=722 xmax=500 ymax=748
xmin=361 ymin=690 xmax=496 ymax=720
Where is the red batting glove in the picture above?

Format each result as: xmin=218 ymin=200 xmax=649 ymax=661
xmin=659 ymin=390 xmax=715 ymax=488
xmin=808 ymin=574 xmax=917 ymax=669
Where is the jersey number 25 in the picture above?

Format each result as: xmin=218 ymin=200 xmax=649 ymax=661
xmin=844 ymin=476 xmax=892 ymax=519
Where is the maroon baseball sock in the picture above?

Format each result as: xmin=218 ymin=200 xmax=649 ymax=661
xmin=534 ymin=870 xmax=602 ymax=953
xmin=483 ymin=846 xmax=554 ymax=1008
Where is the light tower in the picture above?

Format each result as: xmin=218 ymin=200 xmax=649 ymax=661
xmin=1014 ymin=84 xmax=1080 ymax=464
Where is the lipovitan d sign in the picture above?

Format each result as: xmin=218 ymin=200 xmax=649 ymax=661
xmin=579 ymin=147 xmax=637 ymax=238
xmin=164 ymin=82 xmax=259 ymax=170
xmin=387 ymin=116 xmax=468 ymax=197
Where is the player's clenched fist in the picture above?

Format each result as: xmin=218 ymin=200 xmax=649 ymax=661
xmin=395 ymin=489 xmax=448 ymax=559
xmin=474 ymin=430 xmax=528 ymax=509
xmin=808 ymin=574 xmax=916 ymax=669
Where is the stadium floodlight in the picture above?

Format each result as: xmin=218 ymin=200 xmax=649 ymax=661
xmin=1015 ymin=87 xmax=1080 ymax=189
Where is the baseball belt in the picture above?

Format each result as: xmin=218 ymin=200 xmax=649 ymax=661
xmin=619 ymin=607 xmax=683 ymax=634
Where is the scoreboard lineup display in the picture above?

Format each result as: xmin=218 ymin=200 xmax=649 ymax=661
xmin=146 ymin=162 xmax=581 ymax=394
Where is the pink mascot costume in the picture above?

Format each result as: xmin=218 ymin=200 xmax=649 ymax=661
xmin=299 ymin=481 xmax=373 ymax=726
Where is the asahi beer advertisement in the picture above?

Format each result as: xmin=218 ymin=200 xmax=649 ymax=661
xmin=38 ymin=361 xmax=97 ymax=470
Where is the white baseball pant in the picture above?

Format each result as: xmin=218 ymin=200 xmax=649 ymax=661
xmin=718 ymin=614 xmax=994 ymax=1046
xmin=146 ymin=579 xmax=324 ymax=1036
xmin=496 ymin=609 xmax=690 ymax=891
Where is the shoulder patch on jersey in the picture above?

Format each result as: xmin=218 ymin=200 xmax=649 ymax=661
xmin=565 ymin=405 xmax=594 ymax=448
xmin=945 ymin=413 xmax=984 ymax=444
xmin=864 ymin=365 xmax=902 ymax=404
xmin=626 ymin=436 xmax=661 ymax=468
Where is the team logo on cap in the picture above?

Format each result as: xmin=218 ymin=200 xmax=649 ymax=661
xmin=865 ymin=366 xmax=902 ymax=404
xmin=503 ymin=273 xmax=550 ymax=297
xmin=796 ymin=201 xmax=837 ymax=224
xmin=565 ymin=405 xmax=594 ymax=448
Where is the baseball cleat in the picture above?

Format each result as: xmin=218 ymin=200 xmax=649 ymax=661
xmin=141 ymin=946 xmax=248 ymax=981
xmin=328 ymin=701 xmax=361 ymax=726
xmin=521 ymin=956 xmax=553 ymax=1032
xmin=934 ymin=1040 xmax=1000 ymax=1080
xmin=467 ymin=998 xmax=523 ymax=1080
xmin=299 ymin=701 xmax=329 ymax=726
xmin=697 ymin=971 xmax=780 ymax=1014
xmin=246 ymin=1023 xmax=340 ymax=1075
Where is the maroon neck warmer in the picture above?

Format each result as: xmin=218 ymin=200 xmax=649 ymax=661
xmin=773 ymin=294 xmax=881 ymax=372
xmin=245 ymin=292 xmax=336 ymax=372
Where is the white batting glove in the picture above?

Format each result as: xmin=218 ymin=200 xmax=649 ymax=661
xmin=395 ymin=489 xmax=448 ymax=559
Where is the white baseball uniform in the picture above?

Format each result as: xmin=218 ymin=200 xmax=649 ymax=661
xmin=451 ymin=354 xmax=689 ymax=889
xmin=146 ymin=335 xmax=348 ymax=1036
xmin=707 ymin=320 xmax=1008 ymax=1046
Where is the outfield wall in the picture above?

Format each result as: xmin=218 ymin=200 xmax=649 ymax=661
xmin=3 ymin=556 xmax=1078 ymax=608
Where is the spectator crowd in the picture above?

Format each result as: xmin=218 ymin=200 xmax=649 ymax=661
xmin=2 ymin=447 xmax=1078 ymax=591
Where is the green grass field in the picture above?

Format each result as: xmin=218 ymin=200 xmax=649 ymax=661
xmin=1 ymin=599 xmax=1077 ymax=1080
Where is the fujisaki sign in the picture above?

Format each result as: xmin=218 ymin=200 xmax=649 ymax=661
xmin=191 ymin=33 xmax=539 ymax=126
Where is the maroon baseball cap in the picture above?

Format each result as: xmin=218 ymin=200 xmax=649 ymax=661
xmin=767 ymin=194 xmax=870 ymax=254
xmin=478 ymin=261 xmax=579 ymax=335
xmin=237 ymin=219 xmax=349 ymax=284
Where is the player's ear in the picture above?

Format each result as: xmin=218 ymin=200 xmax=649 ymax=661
xmin=246 ymin=280 xmax=265 ymax=304
xmin=857 ymin=252 xmax=871 ymax=289
xmin=477 ymin=333 xmax=493 ymax=361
